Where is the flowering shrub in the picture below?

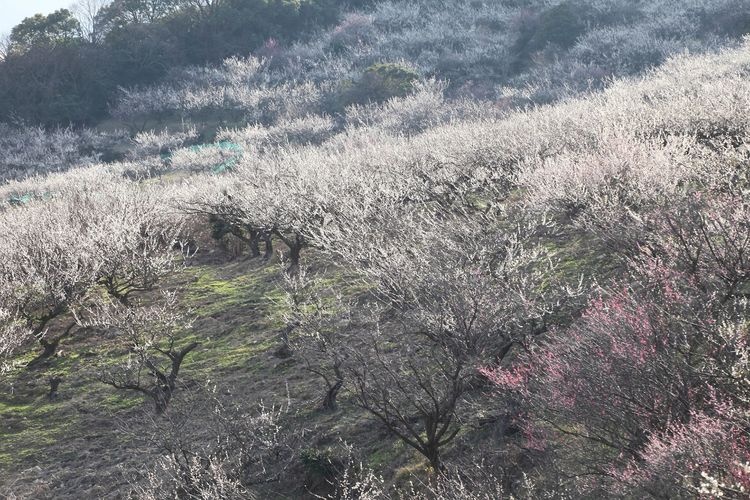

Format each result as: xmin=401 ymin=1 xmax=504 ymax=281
xmin=616 ymin=407 xmax=750 ymax=497
xmin=128 ymin=126 xmax=199 ymax=160
xmin=0 ymin=124 xmax=129 ymax=182
xmin=218 ymin=115 xmax=336 ymax=152
xmin=484 ymin=245 xmax=750 ymax=495
xmin=345 ymin=79 xmax=453 ymax=134
xmin=102 ymin=0 xmax=750 ymax=134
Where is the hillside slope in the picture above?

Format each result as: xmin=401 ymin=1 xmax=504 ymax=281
xmin=1 ymin=2 xmax=750 ymax=499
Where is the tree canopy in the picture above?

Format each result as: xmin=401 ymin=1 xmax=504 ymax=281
xmin=8 ymin=9 xmax=82 ymax=53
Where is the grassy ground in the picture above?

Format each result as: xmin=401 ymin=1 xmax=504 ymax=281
xmin=0 ymin=247 xmax=422 ymax=498
xmin=0 ymin=225 xmax=607 ymax=498
xmin=0 ymin=215 xmax=602 ymax=499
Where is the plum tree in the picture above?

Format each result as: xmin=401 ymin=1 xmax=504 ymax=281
xmin=85 ymin=291 xmax=197 ymax=413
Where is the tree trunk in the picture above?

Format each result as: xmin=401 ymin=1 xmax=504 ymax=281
xmin=273 ymin=231 xmax=305 ymax=274
xmin=48 ymin=376 xmax=62 ymax=400
xmin=146 ymin=342 xmax=198 ymax=414
xmin=287 ymin=241 xmax=303 ymax=276
xmin=263 ymin=233 xmax=273 ymax=260
xmin=153 ymin=385 xmax=173 ymax=414
xmin=28 ymin=337 xmax=62 ymax=367
xmin=247 ymin=227 xmax=261 ymax=258
xmin=40 ymin=338 xmax=60 ymax=358
xmin=425 ymin=445 xmax=441 ymax=473
xmin=103 ymin=276 xmax=129 ymax=305
xmin=321 ymin=378 xmax=343 ymax=411
xmin=248 ymin=234 xmax=261 ymax=258
xmin=274 ymin=324 xmax=295 ymax=358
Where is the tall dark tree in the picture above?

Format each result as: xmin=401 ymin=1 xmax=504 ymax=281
xmin=0 ymin=43 xmax=109 ymax=125
xmin=8 ymin=9 xmax=82 ymax=53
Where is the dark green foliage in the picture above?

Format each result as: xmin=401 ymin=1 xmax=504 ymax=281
xmin=95 ymin=0 xmax=183 ymax=32
xmin=169 ymin=0 xmax=333 ymax=65
xmin=104 ymin=22 xmax=185 ymax=88
xmin=8 ymin=9 xmax=82 ymax=53
xmin=0 ymin=44 xmax=109 ymax=125
xmin=0 ymin=0 xmax=347 ymax=125
xmin=341 ymin=62 xmax=419 ymax=107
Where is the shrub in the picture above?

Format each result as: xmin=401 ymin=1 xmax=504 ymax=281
xmin=255 ymin=37 xmax=284 ymax=60
xmin=218 ymin=115 xmax=336 ymax=152
xmin=128 ymin=126 xmax=199 ymax=160
xmin=616 ymin=408 xmax=750 ymax=498
xmin=340 ymin=62 xmax=419 ymax=106
xmin=0 ymin=124 xmax=107 ymax=182
xmin=345 ymin=79 xmax=450 ymax=135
